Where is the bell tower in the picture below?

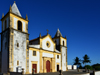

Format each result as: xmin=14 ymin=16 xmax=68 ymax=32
xmin=53 ymin=29 xmax=67 ymax=71
xmin=1 ymin=2 xmax=29 ymax=74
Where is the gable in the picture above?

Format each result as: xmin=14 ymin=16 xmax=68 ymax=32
xmin=41 ymin=35 xmax=55 ymax=52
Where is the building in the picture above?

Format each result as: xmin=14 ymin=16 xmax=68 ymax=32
xmin=0 ymin=2 xmax=67 ymax=74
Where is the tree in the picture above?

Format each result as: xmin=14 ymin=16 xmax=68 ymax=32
xmin=74 ymin=57 xmax=81 ymax=67
xmin=83 ymin=54 xmax=91 ymax=66
xmin=79 ymin=64 xmax=83 ymax=69
xmin=84 ymin=65 xmax=93 ymax=70
xmin=92 ymin=63 xmax=100 ymax=70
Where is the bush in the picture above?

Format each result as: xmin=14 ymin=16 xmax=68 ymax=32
xmin=84 ymin=65 xmax=93 ymax=70
xmin=92 ymin=63 xmax=100 ymax=70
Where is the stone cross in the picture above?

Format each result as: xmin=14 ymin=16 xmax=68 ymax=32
xmin=47 ymin=29 xmax=49 ymax=34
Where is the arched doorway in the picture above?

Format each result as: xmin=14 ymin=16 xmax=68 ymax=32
xmin=46 ymin=60 xmax=50 ymax=72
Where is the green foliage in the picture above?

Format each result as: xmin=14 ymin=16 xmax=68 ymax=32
xmin=74 ymin=57 xmax=81 ymax=67
xmin=92 ymin=63 xmax=100 ymax=70
xmin=84 ymin=65 xmax=93 ymax=70
xmin=83 ymin=54 xmax=91 ymax=65
xmin=79 ymin=65 xmax=82 ymax=69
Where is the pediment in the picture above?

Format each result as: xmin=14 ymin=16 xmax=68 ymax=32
xmin=41 ymin=34 xmax=55 ymax=51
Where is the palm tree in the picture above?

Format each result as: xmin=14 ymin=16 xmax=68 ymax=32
xmin=83 ymin=54 xmax=91 ymax=66
xmin=74 ymin=57 xmax=81 ymax=67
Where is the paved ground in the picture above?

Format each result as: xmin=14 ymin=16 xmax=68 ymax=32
xmin=25 ymin=70 xmax=92 ymax=75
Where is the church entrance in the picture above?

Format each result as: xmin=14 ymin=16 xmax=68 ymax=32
xmin=32 ymin=64 xmax=37 ymax=73
xmin=46 ymin=60 xmax=50 ymax=72
xmin=57 ymin=65 xmax=59 ymax=71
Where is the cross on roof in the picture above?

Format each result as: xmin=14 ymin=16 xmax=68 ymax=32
xmin=47 ymin=29 xmax=49 ymax=34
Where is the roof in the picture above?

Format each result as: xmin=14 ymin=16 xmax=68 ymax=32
xmin=54 ymin=28 xmax=62 ymax=37
xmin=29 ymin=35 xmax=47 ymax=42
xmin=11 ymin=2 xmax=22 ymax=17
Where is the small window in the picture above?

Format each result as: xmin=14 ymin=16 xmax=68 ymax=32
xmin=17 ymin=43 xmax=19 ymax=47
xmin=57 ymin=55 xmax=59 ymax=59
xmin=63 ymin=41 xmax=64 ymax=46
xmin=5 ymin=20 xmax=7 ymax=30
xmin=17 ymin=60 xmax=19 ymax=66
xmin=33 ymin=51 xmax=36 ymax=56
xmin=17 ymin=21 xmax=22 ymax=31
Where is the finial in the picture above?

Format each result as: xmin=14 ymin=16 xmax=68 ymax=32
xmin=47 ymin=29 xmax=49 ymax=34
xmin=39 ymin=33 xmax=41 ymax=37
xmin=57 ymin=28 xmax=59 ymax=31
xmin=25 ymin=14 xmax=28 ymax=20
xmin=9 ymin=5 xmax=12 ymax=12
xmin=2 ymin=13 xmax=4 ymax=18
xmin=14 ymin=1 xmax=16 ymax=3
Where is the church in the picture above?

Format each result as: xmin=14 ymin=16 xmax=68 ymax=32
xmin=0 ymin=2 xmax=67 ymax=74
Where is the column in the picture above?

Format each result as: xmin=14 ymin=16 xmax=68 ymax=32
xmin=52 ymin=58 xmax=55 ymax=72
xmin=40 ymin=51 xmax=43 ymax=73
xmin=43 ymin=57 xmax=46 ymax=73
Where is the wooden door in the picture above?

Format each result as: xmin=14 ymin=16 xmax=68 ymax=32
xmin=57 ymin=65 xmax=59 ymax=71
xmin=32 ymin=64 xmax=37 ymax=73
xmin=46 ymin=60 xmax=50 ymax=72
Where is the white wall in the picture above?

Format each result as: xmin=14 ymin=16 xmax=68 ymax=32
xmin=42 ymin=37 xmax=54 ymax=51
xmin=29 ymin=50 xmax=40 ymax=73
xmin=29 ymin=45 xmax=40 ymax=49
xmin=61 ymin=39 xmax=66 ymax=46
xmin=79 ymin=73 xmax=89 ymax=75
xmin=13 ymin=30 xmax=26 ymax=73
xmin=42 ymin=52 xmax=53 ymax=58
xmin=95 ymin=71 xmax=100 ymax=75
xmin=55 ymin=55 xmax=61 ymax=71
xmin=62 ymin=47 xmax=66 ymax=71
xmin=67 ymin=65 xmax=72 ymax=69
xmin=14 ymin=18 xmax=17 ymax=29
xmin=73 ymin=65 xmax=77 ymax=69
xmin=22 ymin=21 xmax=25 ymax=32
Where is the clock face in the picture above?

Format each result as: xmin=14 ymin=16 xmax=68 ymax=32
xmin=46 ymin=41 xmax=50 ymax=48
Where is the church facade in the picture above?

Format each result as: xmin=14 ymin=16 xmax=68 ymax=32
xmin=0 ymin=2 xmax=67 ymax=74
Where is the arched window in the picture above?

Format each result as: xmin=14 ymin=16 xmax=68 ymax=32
xmin=63 ymin=41 xmax=64 ymax=46
xmin=5 ymin=20 xmax=7 ymax=30
xmin=17 ymin=21 xmax=22 ymax=31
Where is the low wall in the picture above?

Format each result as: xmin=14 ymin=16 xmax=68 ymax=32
xmin=95 ymin=71 xmax=100 ymax=75
xmin=68 ymin=65 xmax=72 ymax=69
xmin=73 ymin=65 xmax=77 ymax=70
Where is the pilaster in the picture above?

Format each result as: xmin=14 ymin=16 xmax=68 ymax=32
xmin=51 ymin=58 xmax=55 ymax=72
xmin=39 ymin=50 xmax=43 ymax=73
xmin=43 ymin=57 xmax=46 ymax=73
xmin=9 ymin=29 xmax=14 ymax=71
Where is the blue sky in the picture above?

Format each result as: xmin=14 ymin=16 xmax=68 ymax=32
xmin=0 ymin=0 xmax=100 ymax=66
